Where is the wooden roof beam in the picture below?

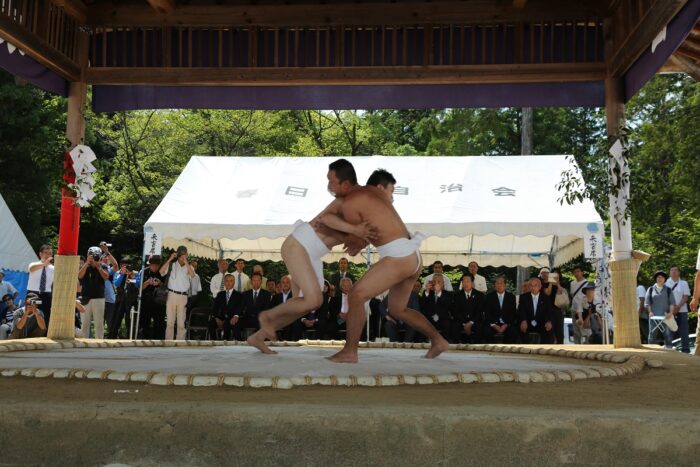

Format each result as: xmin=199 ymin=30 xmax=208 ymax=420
xmin=86 ymin=0 xmax=611 ymax=27
xmin=668 ymin=52 xmax=700 ymax=80
xmin=513 ymin=0 xmax=528 ymax=8
xmin=53 ymin=0 xmax=88 ymax=24
xmin=147 ymin=0 xmax=175 ymax=15
xmin=608 ymin=0 xmax=688 ymax=77
xmin=84 ymin=63 xmax=606 ymax=86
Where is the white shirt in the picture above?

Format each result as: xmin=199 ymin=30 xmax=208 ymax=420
xmin=281 ymin=290 xmax=291 ymax=303
xmin=472 ymin=273 xmax=487 ymax=293
xmin=530 ymin=293 xmax=540 ymax=326
xmin=340 ymin=293 xmax=349 ymax=314
xmin=570 ymin=279 xmax=588 ymax=312
xmin=27 ymin=261 xmax=54 ymax=292
xmin=423 ymin=273 xmax=453 ymax=292
xmin=189 ymin=274 xmax=202 ymax=297
xmin=637 ymin=285 xmax=646 ymax=299
xmin=666 ymin=278 xmax=690 ymax=313
xmin=210 ymin=272 xmax=226 ymax=297
xmin=696 ymin=249 xmax=700 ymax=270
xmin=167 ymin=261 xmax=191 ymax=293
xmin=234 ymin=271 xmax=251 ymax=293
xmin=497 ymin=292 xmax=505 ymax=308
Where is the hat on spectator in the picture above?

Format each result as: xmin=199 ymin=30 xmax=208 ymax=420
xmin=176 ymin=245 xmax=188 ymax=256
xmin=539 ymin=267 xmax=550 ymax=275
xmin=582 ymin=282 xmax=596 ymax=292
xmin=653 ymin=270 xmax=668 ymax=281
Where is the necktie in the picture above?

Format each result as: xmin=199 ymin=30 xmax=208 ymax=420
xmin=435 ymin=294 xmax=438 ymax=304
xmin=40 ymin=267 xmax=47 ymax=294
xmin=226 ymin=291 xmax=231 ymax=303
xmin=237 ymin=273 xmax=242 ymax=292
xmin=253 ymin=290 xmax=258 ymax=303
xmin=498 ymin=294 xmax=503 ymax=308
xmin=219 ymin=274 xmax=225 ymax=292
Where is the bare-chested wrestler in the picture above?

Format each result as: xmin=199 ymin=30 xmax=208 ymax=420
xmin=247 ymin=159 xmax=375 ymax=354
xmin=323 ymin=169 xmax=450 ymax=363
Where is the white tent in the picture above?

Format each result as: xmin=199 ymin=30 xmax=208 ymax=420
xmin=145 ymin=155 xmax=604 ymax=268
xmin=0 ymin=193 xmax=37 ymax=272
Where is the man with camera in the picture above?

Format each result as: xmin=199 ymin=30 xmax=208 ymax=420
xmin=78 ymin=246 xmax=110 ymax=339
xmin=9 ymin=293 xmax=47 ymax=339
xmin=138 ymin=255 xmax=166 ymax=339
xmin=27 ymin=244 xmax=54 ymax=325
xmin=575 ymin=283 xmax=604 ymax=344
xmin=160 ymin=246 xmax=195 ymax=340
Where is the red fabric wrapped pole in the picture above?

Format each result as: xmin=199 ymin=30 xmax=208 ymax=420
xmin=57 ymin=151 xmax=80 ymax=255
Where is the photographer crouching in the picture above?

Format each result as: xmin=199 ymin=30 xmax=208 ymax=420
xmin=10 ymin=293 xmax=47 ymax=339
xmin=575 ymin=283 xmax=604 ymax=344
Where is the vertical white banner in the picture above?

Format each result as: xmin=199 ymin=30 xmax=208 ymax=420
xmin=584 ymin=223 xmax=604 ymax=259
xmin=143 ymin=226 xmax=162 ymax=258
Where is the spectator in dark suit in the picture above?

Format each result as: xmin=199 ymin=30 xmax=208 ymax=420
xmin=421 ymin=274 xmax=453 ymax=340
xmin=483 ymin=275 xmax=518 ymax=343
xmin=517 ymin=277 xmax=554 ymax=344
xmin=300 ymin=280 xmax=332 ymax=340
xmin=381 ymin=280 xmax=421 ymax=342
xmin=265 ymin=278 xmax=277 ymax=302
xmin=208 ymin=273 xmax=242 ymax=340
xmin=451 ymin=273 xmax=485 ymax=343
xmin=239 ymin=272 xmax=272 ymax=338
xmin=328 ymin=277 xmax=353 ymax=339
xmin=271 ymin=276 xmax=294 ymax=339
xmin=330 ymin=257 xmax=355 ymax=291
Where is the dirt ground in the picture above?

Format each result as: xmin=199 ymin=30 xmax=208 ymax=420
xmin=1 ymin=344 xmax=699 ymax=466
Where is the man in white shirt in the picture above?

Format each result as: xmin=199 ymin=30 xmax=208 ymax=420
xmin=667 ymin=265 xmax=691 ymax=353
xmin=233 ymin=259 xmax=251 ymax=293
xmin=569 ymin=266 xmax=588 ymax=344
xmin=0 ymin=270 xmax=18 ymax=303
xmin=423 ymin=260 xmax=453 ymax=292
xmin=692 ymin=250 xmax=700 ymax=355
xmin=27 ymin=244 xmax=54 ymax=324
xmin=161 ymin=246 xmax=195 ymax=340
xmin=637 ymin=283 xmax=648 ymax=343
xmin=209 ymin=259 xmax=230 ymax=297
xmin=467 ymin=261 xmax=488 ymax=293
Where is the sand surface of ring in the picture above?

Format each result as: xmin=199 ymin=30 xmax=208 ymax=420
xmin=0 ymin=345 xmax=606 ymax=377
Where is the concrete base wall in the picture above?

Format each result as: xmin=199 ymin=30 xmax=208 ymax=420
xmin=3 ymin=402 xmax=699 ymax=466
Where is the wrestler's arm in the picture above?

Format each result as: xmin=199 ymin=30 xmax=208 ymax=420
xmin=338 ymin=198 xmax=369 ymax=256
xmin=314 ymin=198 xmax=377 ymax=242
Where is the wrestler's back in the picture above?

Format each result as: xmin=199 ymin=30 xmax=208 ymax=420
xmin=343 ymin=187 xmax=409 ymax=247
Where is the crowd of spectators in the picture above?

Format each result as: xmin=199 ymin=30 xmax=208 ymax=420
xmin=1 ymin=245 xmax=698 ymax=350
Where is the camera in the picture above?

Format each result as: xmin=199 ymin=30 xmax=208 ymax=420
xmin=100 ymin=241 xmax=113 ymax=248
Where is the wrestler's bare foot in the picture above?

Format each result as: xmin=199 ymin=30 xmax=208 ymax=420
xmin=247 ymin=330 xmax=278 ymax=354
xmin=424 ymin=336 xmax=449 ymax=359
xmin=326 ymin=348 xmax=358 ymax=363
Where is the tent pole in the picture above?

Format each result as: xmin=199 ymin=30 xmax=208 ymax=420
xmin=130 ymin=239 xmax=147 ymax=340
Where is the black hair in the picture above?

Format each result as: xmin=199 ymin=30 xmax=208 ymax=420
xmin=460 ymin=272 xmax=475 ymax=282
xmin=366 ymin=169 xmax=396 ymax=188
xmin=329 ymin=158 xmax=358 ymax=185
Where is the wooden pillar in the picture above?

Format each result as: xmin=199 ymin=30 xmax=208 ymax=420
xmin=605 ymin=75 xmax=643 ymax=349
xmin=47 ymin=33 xmax=88 ymax=340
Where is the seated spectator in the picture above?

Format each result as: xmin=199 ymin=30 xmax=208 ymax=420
xmin=1 ymin=294 xmax=17 ymax=339
xmin=272 ymin=275 xmax=294 ymax=339
xmin=451 ymin=273 xmax=484 ymax=343
xmin=423 ymin=261 xmax=453 ymax=292
xmin=483 ymin=275 xmax=518 ymax=343
xmin=467 ymin=261 xmax=488 ymax=293
xmin=0 ymin=270 xmax=19 ymax=303
xmin=238 ymin=272 xmax=271 ymax=339
xmin=575 ymin=283 xmax=604 ymax=344
xmin=380 ymin=280 xmax=421 ymax=343
xmin=421 ymin=273 xmax=453 ymax=340
xmin=253 ymin=265 xmax=268 ymax=290
xmin=265 ymin=278 xmax=277 ymax=300
xmin=517 ymin=277 xmax=554 ymax=344
xmin=328 ymin=277 xmax=353 ymax=339
xmin=208 ymin=273 xmax=242 ymax=340
xmin=10 ymin=293 xmax=47 ymax=339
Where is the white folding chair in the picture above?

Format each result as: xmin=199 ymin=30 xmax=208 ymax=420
xmin=648 ymin=315 xmax=665 ymax=344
